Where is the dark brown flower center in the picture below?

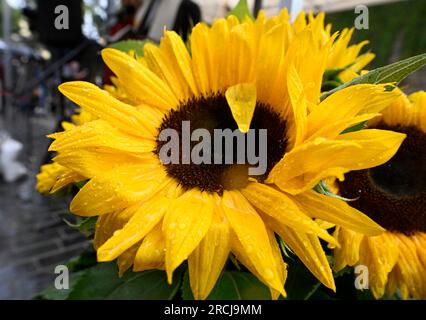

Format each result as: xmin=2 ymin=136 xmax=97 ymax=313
xmin=155 ymin=94 xmax=287 ymax=195
xmin=338 ymin=123 xmax=426 ymax=234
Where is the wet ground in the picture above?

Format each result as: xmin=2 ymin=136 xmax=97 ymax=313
xmin=0 ymin=112 xmax=89 ymax=299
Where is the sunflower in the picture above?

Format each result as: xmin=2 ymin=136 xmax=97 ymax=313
xmin=292 ymin=11 xmax=375 ymax=83
xmin=36 ymin=109 xmax=95 ymax=194
xmin=48 ymin=11 xmax=405 ymax=299
xmin=36 ymin=162 xmax=84 ymax=194
xmin=334 ymin=90 xmax=426 ymax=299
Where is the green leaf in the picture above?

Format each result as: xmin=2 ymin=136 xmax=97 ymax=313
xmin=67 ymin=262 xmax=182 ymax=300
xmin=321 ymin=53 xmax=426 ymax=100
xmin=321 ymin=80 xmax=343 ymax=92
xmin=341 ymin=120 xmax=368 ymax=134
xmin=33 ymin=272 xmax=84 ymax=300
xmin=313 ymin=180 xmax=354 ymax=202
xmin=66 ymin=249 xmax=98 ymax=272
xmin=228 ymin=0 xmax=253 ymax=21
xmin=283 ymin=257 xmax=324 ymax=300
xmin=182 ymin=270 xmax=272 ymax=300
xmin=181 ymin=271 xmax=194 ymax=300
xmin=323 ymin=68 xmax=346 ymax=81
xmin=356 ymin=288 xmax=376 ymax=300
xmin=74 ymin=180 xmax=87 ymax=189
xmin=108 ymin=40 xmax=149 ymax=57
xmin=64 ymin=216 xmax=97 ymax=232
xmin=279 ymin=237 xmax=294 ymax=258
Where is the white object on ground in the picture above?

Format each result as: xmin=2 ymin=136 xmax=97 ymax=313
xmin=0 ymin=131 xmax=28 ymax=182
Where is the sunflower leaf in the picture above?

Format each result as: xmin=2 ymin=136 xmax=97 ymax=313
xmin=321 ymin=53 xmax=426 ymax=100
xmin=66 ymin=262 xmax=183 ymax=300
xmin=313 ymin=180 xmax=355 ymax=202
xmin=33 ymin=271 xmax=84 ymax=300
xmin=108 ymin=40 xmax=149 ymax=57
xmin=228 ymin=0 xmax=253 ymax=20
xmin=63 ymin=216 xmax=97 ymax=232
xmin=181 ymin=269 xmax=272 ymax=300
xmin=341 ymin=121 xmax=368 ymax=134
xmin=284 ymin=256 xmax=324 ymax=300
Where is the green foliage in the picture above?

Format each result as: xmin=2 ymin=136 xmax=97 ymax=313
xmin=314 ymin=180 xmax=353 ymax=202
xmin=321 ymin=68 xmax=345 ymax=91
xmin=283 ymin=257 xmax=323 ymax=300
xmin=67 ymin=263 xmax=182 ymax=300
xmin=228 ymin=0 xmax=253 ymax=21
xmin=108 ymin=40 xmax=150 ymax=57
xmin=35 ymin=250 xmax=183 ymax=300
xmin=325 ymin=0 xmax=426 ymax=68
xmin=341 ymin=121 xmax=368 ymax=134
xmin=321 ymin=53 xmax=426 ymax=100
xmin=66 ymin=249 xmax=98 ymax=272
xmin=34 ymin=272 xmax=84 ymax=300
xmin=64 ymin=216 xmax=97 ymax=232
xmin=182 ymin=270 xmax=272 ymax=300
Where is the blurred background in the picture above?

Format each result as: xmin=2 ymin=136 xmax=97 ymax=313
xmin=0 ymin=0 xmax=424 ymax=299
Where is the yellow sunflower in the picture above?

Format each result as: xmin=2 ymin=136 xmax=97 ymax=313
xmin=36 ymin=161 xmax=84 ymax=194
xmin=47 ymin=11 xmax=406 ymax=299
xmin=334 ymin=90 xmax=426 ymax=299
xmin=293 ymin=11 xmax=374 ymax=83
xmin=36 ymin=108 xmax=96 ymax=194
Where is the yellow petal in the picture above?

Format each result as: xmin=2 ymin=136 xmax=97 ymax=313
xmin=285 ymin=28 xmax=331 ymax=105
xmin=117 ymin=241 xmax=141 ymax=277
xmin=349 ymin=52 xmax=375 ymax=72
xmin=59 ymin=81 xmax=161 ymax=138
xmin=49 ymin=120 xmax=156 ymax=154
xmin=208 ymin=19 xmax=230 ymax=92
xmin=228 ymin=23 xmax=257 ymax=87
xmin=410 ymin=91 xmax=426 ymax=131
xmin=53 ymin=149 xmax=153 ymax=180
xmin=333 ymin=227 xmax=364 ymax=271
xmin=133 ymin=222 xmax=165 ymax=272
xmin=307 ymin=84 xmax=400 ymax=139
xmin=70 ymin=178 xmax=131 ymax=216
xmin=336 ymin=129 xmax=406 ymax=168
xmin=97 ymin=195 xmax=170 ymax=261
xmin=70 ymin=165 xmax=170 ymax=216
xmin=269 ymin=129 xmax=406 ymax=194
xmin=265 ymin=227 xmax=287 ymax=300
xmin=164 ymin=190 xmax=214 ymax=283
xmin=101 ymin=48 xmax=178 ymax=110
xmin=359 ymin=233 xmax=399 ymax=299
xmin=160 ymin=31 xmax=198 ymax=97
xmin=221 ymin=190 xmax=285 ymax=295
xmin=255 ymin=23 xmax=288 ymax=109
xmin=50 ymin=170 xmax=85 ymax=193
xmin=230 ymin=228 xmax=287 ymax=299
xmin=241 ymin=182 xmax=338 ymax=245
xmin=392 ymin=234 xmax=424 ymax=299
xmin=263 ymin=213 xmax=336 ymax=291
xmin=293 ymin=190 xmax=385 ymax=236
xmin=225 ymin=83 xmax=257 ymax=133
xmin=190 ymin=23 xmax=212 ymax=94
xmin=287 ymin=63 xmax=307 ymax=147
xmin=93 ymin=207 xmax=137 ymax=250
xmin=307 ymin=112 xmax=381 ymax=141
xmin=188 ymin=210 xmax=231 ymax=300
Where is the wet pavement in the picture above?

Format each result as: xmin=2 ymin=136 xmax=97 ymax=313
xmin=0 ymin=112 xmax=89 ymax=299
